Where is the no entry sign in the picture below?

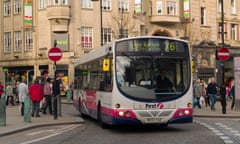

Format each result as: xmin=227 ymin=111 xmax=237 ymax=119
xmin=217 ymin=48 xmax=230 ymax=61
xmin=48 ymin=47 xmax=62 ymax=62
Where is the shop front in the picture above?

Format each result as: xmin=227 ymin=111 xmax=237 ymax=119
xmin=192 ymin=41 xmax=217 ymax=83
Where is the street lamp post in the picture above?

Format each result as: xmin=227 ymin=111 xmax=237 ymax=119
xmin=220 ymin=0 xmax=225 ymax=85
xmin=119 ymin=8 xmax=124 ymax=39
xmin=92 ymin=0 xmax=103 ymax=46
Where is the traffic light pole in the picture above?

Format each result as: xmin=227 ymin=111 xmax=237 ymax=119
xmin=220 ymin=0 xmax=225 ymax=85
xmin=53 ymin=61 xmax=58 ymax=120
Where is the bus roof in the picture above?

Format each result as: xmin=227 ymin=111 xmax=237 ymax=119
xmin=74 ymin=43 xmax=113 ymax=66
xmin=74 ymin=36 xmax=188 ymax=66
xmin=115 ymin=36 xmax=189 ymax=43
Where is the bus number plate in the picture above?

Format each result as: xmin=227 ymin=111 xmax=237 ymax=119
xmin=146 ymin=118 xmax=163 ymax=123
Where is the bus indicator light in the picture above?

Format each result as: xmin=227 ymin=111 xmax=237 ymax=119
xmin=187 ymin=103 xmax=192 ymax=108
xmin=115 ymin=103 xmax=121 ymax=108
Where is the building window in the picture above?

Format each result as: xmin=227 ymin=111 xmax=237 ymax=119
xmin=118 ymin=0 xmax=129 ymax=12
xmin=4 ymin=0 xmax=11 ymax=16
xmin=14 ymin=31 xmax=22 ymax=52
xmin=218 ymin=0 xmax=222 ymax=12
xmin=82 ymin=0 xmax=92 ymax=9
xmin=54 ymin=0 xmax=59 ymax=5
xmin=231 ymin=24 xmax=239 ymax=40
xmin=39 ymin=0 xmax=47 ymax=9
xmin=149 ymin=1 xmax=152 ymax=15
xmin=38 ymin=0 xmax=47 ymax=9
xmin=4 ymin=32 xmax=11 ymax=53
xmin=166 ymin=1 xmax=176 ymax=15
xmin=156 ymin=0 xmax=162 ymax=15
xmin=103 ymin=28 xmax=111 ymax=44
xmin=81 ymin=27 xmax=93 ymax=49
xmin=62 ymin=0 xmax=68 ymax=5
xmin=48 ymin=0 xmax=67 ymax=5
xmin=102 ymin=0 xmax=111 ymax=10
xmin=218 ymin=23 xmax=227 ymax=41
xmin=231 ymin=0 xmax=236 ymax=14
xmin=25 ymin=30 xmax=33 ymax=50
xmin=119 ymin=28 xmax=128 ymax=38
xmin=14 ymin=0 xmax=21 ymax=14
xmin=200 ymin=7 xmax=206 ymax=25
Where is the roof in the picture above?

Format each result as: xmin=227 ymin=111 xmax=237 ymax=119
xmin=74 ymin=43 xmax=113 ymax=66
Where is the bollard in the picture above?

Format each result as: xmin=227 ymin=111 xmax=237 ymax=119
xmin=66 ymin=90 xmax=71 ymax=101
xmin=0 ymin=93 xmax=6 ymax=126
xmin=57 ymin=95 xmax=61 ymax=117
xmin=53 ymin=95 xmax=57 ymax=120
xmin=220 ymin=84 xmax=227 ymax=114
xmin=24 ymin=96 xmax=31 ymax=123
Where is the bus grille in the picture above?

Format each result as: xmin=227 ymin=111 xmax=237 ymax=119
xmin=137 ymin=110 xmax=173 ymax=118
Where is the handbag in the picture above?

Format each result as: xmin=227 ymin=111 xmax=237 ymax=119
xmin=200 ymin=96 xmax=205 ymax=106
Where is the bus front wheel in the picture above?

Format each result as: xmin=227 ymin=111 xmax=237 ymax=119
xmin=97 ymin=103 xmax=108 ymax=129
xmin=79 ymin=98 xmax=87 ymax=118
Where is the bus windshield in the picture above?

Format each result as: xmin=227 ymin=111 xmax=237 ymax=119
xmin=115 ymin=38 xmax=191 ymax=102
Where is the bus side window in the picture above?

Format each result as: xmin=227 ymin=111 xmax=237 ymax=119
xmin=84 ymin=83 xmax=89 ymax=90
xmin=99 ymin=80 xmax=104 ymax=91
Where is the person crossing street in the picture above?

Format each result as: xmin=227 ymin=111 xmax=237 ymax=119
xmin=207 ymin=77 xmax=218 ymax=111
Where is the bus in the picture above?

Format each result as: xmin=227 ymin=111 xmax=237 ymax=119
xmin=73 ymin=36 xmax=193 ymax=128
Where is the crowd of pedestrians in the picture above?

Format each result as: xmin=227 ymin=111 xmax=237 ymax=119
xmin=0 ymin=74 xmax=68 ymax=118
xmin=193 ymin=77 xmax=235 ymax=114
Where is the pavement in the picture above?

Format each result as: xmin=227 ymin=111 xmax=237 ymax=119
xmin=0 ymin=98 xmax=240 ymax=137
xmin=0 ymin=97 xmax=84 ymax=137
xmin=193 ymin=99 xmax=240 ymax=118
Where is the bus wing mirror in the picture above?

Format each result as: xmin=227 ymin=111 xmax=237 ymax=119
xmin=103 ymin=58 xmax=110 ymax=71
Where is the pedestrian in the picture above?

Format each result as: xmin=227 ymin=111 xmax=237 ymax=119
xmin=29 ymin=79 xmax=43 ymax=117
xmin=15 ymin=81 xmax=20 ymax=104
xmin=206 ymin=77 xmax=218 ymax=111
xmin=220 ymin=83 xmax=227 ymax=114
xmin=70 ymin=81 xmax=74 ymax=100
xmin=201 ymin=79 xmax=209 ymax=107
xmin=156 ymin=70 xmax=176 ymax=93
xmin=43 ymin=78 xmax=53 ymax=115
xmin=6 ymin=83 xmax=14 ymax=106
xmin=39 ymin=77 xmax=46 ymax=112
xmin=0 ymin=81 xmax=4 ymax=98
xmin=52 ymin=73 xmax=63 ymax=118
xmin=229 ymin=80 xmax=235 ymax=110
xmin=193 ymin=78 xmax=203 ymax=108
xmin=53 ymin=74 xmax=62 ymax=96
xmin=18 ymin=80 xmax=29 ymax=116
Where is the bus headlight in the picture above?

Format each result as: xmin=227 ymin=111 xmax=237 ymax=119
xmin=184 ymin=110 xmax=190 ymax=115
xmin=119 ymin=111 xmax=124 ymax=117
xmin=115 ymin=103 xmax=121 ymax=108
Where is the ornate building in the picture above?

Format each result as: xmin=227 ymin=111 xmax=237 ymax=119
xmin=0 ymin=0 xmax=239 ymax=87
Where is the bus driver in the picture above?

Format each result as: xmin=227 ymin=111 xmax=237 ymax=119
xmin=156 ymin=70 xmax=176 ymax=93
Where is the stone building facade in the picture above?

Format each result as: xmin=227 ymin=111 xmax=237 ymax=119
xmin=0 ymin=0 xmax=239 ymax=87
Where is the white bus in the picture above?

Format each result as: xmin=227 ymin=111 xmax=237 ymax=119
xmin=73 ymin=36 xmax=193 ymax=128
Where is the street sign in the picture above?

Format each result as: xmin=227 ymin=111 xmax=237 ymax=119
xmin=217 ymin=48 xmax=230 ymax=61
xmin=48 ymin=47 xmax=62 ymax=62
xmin=220 ymin=61 xmax=224 ymax=68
